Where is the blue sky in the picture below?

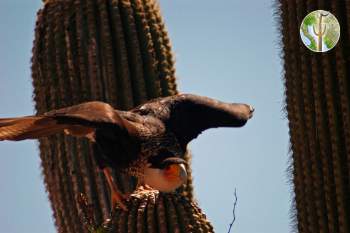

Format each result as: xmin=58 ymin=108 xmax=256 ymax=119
xmin=0 ymin=1 xmax=290 ymax=233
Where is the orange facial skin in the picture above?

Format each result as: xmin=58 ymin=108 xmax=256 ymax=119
xmin=163 ymin=164 xmax=182 ymax=181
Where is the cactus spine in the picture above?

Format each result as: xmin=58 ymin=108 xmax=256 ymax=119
xmin=278 ymin=0 xmax=350 ymax=233
xmin=31 ymin=0 xmax=211 ymax=232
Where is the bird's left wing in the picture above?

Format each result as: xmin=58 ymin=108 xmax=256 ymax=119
xmin=0 ymin=101 xmax=137 ymax=141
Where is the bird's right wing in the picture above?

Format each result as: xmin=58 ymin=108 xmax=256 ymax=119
xmin=133 ymin=93 xmax=254 ymax=150
xmin=0 ymin=101 xmax=137 ymax=141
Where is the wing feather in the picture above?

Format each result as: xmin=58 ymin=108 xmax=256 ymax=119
xmin=0 ymin=116 xmax=65 ymax=141
xmin=0 ymin=101 xmax=136 ymax=141
xmin=133 ymin=93 xmax=253 ymax=150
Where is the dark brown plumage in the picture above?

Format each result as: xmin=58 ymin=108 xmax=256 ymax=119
xmin=0 ymin=93 xmax=253 ymax=209
xmin=0 ymin=93 xmax=253 ymax=169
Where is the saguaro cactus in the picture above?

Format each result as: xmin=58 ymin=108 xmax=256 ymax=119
xmin=312 ymin=12 xmax=328 ymax=51
xmin=31 ymin=0 xmax=211 ymax=232
xmin=278 ymin=0 xmax=350 ymax=233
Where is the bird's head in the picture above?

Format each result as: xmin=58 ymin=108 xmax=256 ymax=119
xmin=144 ymin=151 xmax=187 ymax=192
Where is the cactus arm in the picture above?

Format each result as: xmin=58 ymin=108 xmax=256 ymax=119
xmin=322 ymin=24 xmax=327 ymax=35
xmin=313 ymin=24 xmax=318 ymax=36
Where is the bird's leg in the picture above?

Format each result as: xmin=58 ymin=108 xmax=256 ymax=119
xmin=103 ymin=168 xmax=128 ymax=211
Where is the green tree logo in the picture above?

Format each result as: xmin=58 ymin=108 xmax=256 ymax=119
xmin=300 ymin=10 xmax=340 ymax=52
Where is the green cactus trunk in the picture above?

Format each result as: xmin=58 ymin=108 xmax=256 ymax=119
xmin=278 ymin=0 xmax=350 ymax=233
xmin=31 ymin=0 xmax=210 ymax=232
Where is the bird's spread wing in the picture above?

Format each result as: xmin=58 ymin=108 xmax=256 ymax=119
xmin=0 ymin=116 xmax=67 ymax=141
xmin=169 ymin=94 xmax=254 ymax=145
xmin=133 ymin=93 xmax=253 ymax=150
xmin=0 ymin=101 xmax=137 ymax=141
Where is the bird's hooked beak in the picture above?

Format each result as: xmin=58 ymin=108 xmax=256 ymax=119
xmin=163 ymin=163 xmax=188 ymax=183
